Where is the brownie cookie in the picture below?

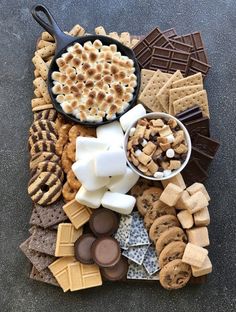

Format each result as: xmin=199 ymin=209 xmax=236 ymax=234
xmin=156 ymin=227 xmax=187 ymax=254
xmin=30 ymin=161 xmax=64 ymax=183
xmin=159 ymin=259 xmax=191 ymax=290
xmin=33 ymin=109 xmax=57 ymax=122
xmin=136 ymin=187 xmax=163 ymax=216
xmin=30 ymin=152 xmax=61 ymax=170
xmin=29 ymin=120 xmax=57 ymax=136
xmin=28 ymin=171 xmax=62 ymax=205
xmin=144 ymin=200 xmax=176 ymax=230
xmin=149 ymin=215 xmax=180 ymax=243
xmin=159 ymin=241 xmax=187 ymax=268
xmin=30 ymin=140 xmax=56 ymax=156
xmin=28 ymin=130 xmax=57 ymax=151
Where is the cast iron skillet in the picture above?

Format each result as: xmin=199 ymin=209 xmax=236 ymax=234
xmin=31 ymin=4 xmax=141 ymax=127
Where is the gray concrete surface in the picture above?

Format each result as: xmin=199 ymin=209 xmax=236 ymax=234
xmin=0 ymin=0 xmax=235 ymax=311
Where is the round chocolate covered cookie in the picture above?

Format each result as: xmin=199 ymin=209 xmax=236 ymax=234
xmin=30 ymin=140 xmax=56 ymax=156
xmin=33 ymin=109 xmax=57 ymax=122
xmin=136 ymin=187 xmax=163 ymax=216
xmin=30 ymin=160 xmax=64 ymax=182
xmin=28 ymin=130 xmax=57 ymax=151
xmin=29 ymin=152 xmax=61 ymax=170
xmin=149 ymin=215 xmax=180 ymax=243
xmin=159 ymin=241 xmax=187 ymax=268
xmin=156 ymin=226 xmax=187 ymax=254
xmin=159 ymin=259 xmax=191 ymax=290
xmin=29 ymin=120 xmax=57 ymax=136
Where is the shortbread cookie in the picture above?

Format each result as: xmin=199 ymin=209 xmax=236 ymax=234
xmin=29 ymin=120 xmax=57 ymax=136
xmin=33 ymin=109 xmax=57 ymax=122
xmin=144 ymin=200 xmax=176 ymax=230
xmin=28 ymin=172 xmax=62 ymax=205
xmin=136 ymin=187 xmax=163 ymax=216
xmin=30 ymin=140 xmax=56 ymax=156
xmin=30 ymin=152 xmax=61 ymax=170
xmin=159 ymin=241 xmax=186 ymax=268
xmin=149 ymin=215 xmax=180 ymax=242
xmin=159 ymin=259 xmax=191 ymax=290
xmin=30 ymin=161 xmax=64 ymax=183
xmin=156 ymin=226 xmax=187 ymax=254
xmin=28 ymin=131 xmax=57 ymax=150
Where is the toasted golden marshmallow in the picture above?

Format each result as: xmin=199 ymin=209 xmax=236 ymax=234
xmin=93 ymin=39 xmax=103 ymax=49
xmin=61 ymin=101 xmax=73 ymax=113
xmin=64 ymin=94 xmax=74 ymax=101
xmin=52 ymin=83 xmax=62 ymax=94
xmin=106 ymin=95 xmax=114 ymax=104
xmin=77 ymin=73 xmax=85 ymax=81
xmin=81 ymin=53 xmax=88 ymax=62
xmin=82 ymin=62 xmax=91 ymax=71
xmin=89 ymin=51 xmax=98 ymax=62
xmin=71 ymin=57 xmax=81 ymax=67
xmin=65 ymin=66 xmax=75 ymax=76
xmin=97 ymin=91 xmax=106 ymax=102
xmin=119 ymin=71 xmax=126 ymax=80
xmin=104 ymin=75 xmax=112 ymax=84
xmin=129 ymin=80 xmax=137 ymax=88
xmin=109 ymin=44 xmax=117 ymax=53
xmin=71 ymin=100 xmax=79 ymax=109
xmin=96 ymin=80 xmax=104 ymax=89
xmin=126 ymin=86 xmax=135 ymax=94
xmin=86 ymin=98 xmax=94 ymax=108
xmin=62 ymin=85 xmax=70 ymax=94
xmin=123 ymin=92 xmax=133 ymax=102
xmin=51 ymin=71 xmax=62 ymax=81
xmin=113 ymin=83 xmax=124 ymax=97
xmin=105 ymin=51 xmax=113 ymax=62
xmin=56 ymin=94 xmax=65 ymax=103
xmin=56 ymin=57 xmax=66 ymax=68
xmin=94 ymin=73 xmax=102 ymax=81
xmin=86 ymin=68 xmax=96 ymax=77
xmin=101 ymin=46 xmax=110 ymax=52
xmin=96 ymin=63 xmax=103 ymax=72
xmin=103 ymin=69 xmax=110 ymax=76
xmin=84 ymin=41 xmax=93 ymax=51
xmin=88 ymin=90 xmax=97 ymax=99
xmin=65 ymin=78 xmax=74 ymax=87
xmin=111 ymin=64 xmax=119 ymax=75
xmin=64 ymin=53 xmax=73 ymax=64
xmin=85 ymin=80 xmax=94 ymax=89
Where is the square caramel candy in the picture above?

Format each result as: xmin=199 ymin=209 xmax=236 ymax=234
xmin=194 ymin=207 xmax=210 ymax=226
xmin=161 ymin=173 xmax=186 ymax=190
xmin=187 ymin=182 xmax=210 ymax=201
xmin=185 ymin=191 xmax=209 ymax=214
xmin=182 ymin=243 xmax=208 ymax=267
xmin=191 ymin=255 xmax=212 ymax=277
xmin=177 ymin=210 xmax=194 ymax=229
xmin=159 ymin=183 xmax=183 ymax=206
xmin=175 ymin=190 xmax=190 ymax=210
xmin=186 ymin=227 xmax=210 ymax=247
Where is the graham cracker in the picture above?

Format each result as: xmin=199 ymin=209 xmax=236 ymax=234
xmin=20 ymin=237 xmax=56 ymax=272
xmin=173 ymin=90 xmax=209 ymax=117
xmin=169 ymin=85 xmax=203 ymax=115
xmin=172 ymin=72 xmax=203 ymax=88
xmin=29 ymin=227 xmax=57 ymax=256
xmin=139 ymin=70 xmax=170 ymax=112
xmin=156 ymin=70 xmax=183 ymax=112
xmin=139 ymin=69 xmax=155 ymax=95
xmin=30 ymin=266 xmax=59 ymax=286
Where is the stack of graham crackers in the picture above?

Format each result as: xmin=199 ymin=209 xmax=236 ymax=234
xmin=138 ymin=70 xmax=209 ymax=118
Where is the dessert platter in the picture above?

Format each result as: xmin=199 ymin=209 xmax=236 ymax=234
xmin=20 ymin=4 xmax=220 ymax=291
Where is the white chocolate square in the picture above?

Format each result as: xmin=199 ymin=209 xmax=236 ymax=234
xmin=191 ymin=255 xmax=212 ymax=277
xmin=159 ymin=183 xmax=183 ymax=206
xmin=186 ymin=227 xmax=210 ymax=247
xmin=75 ymin=137 xmax=109 ymax=161
xmin=161 ymin=173 xmax=186 ymax=190
xmin=96 ymin=121 xmax=124 ymax=148
xmin=194 ymin=207 xmax=210 ymax=226
xmin=119 ymin=104 xmax=146 ymax=131
xmin=72 ymin=159 xmax=109 ymax=191
xmin=94 ymin=149 xmax=126 ymax=177
xmin=185 ymin=191 xmax=209 ymax=214
xmin=107 ymin=167 xmax=139 ymax=194
xmin=177 ymin=210 xmax=194 ymax=229
xmin=101 ymin=191 xmax=136 ymax=214
xmin=187 ymin=182 xmax=210 ymax=201
xmin=75 ymin=186 xmax=107 ymax=209
xmin=182 ymin=243 xmax=208 ymax=267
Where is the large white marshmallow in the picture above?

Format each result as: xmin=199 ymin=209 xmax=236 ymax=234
xmin=72 ymin=159 xmax=109 ymax=191
xmin=96 ymin=121 xmax=124 ymax=148
xmin=101 ymin=191 xmax=136 ymax=214
xmin=94 ymin=148 xmax=127 ymax=177
xmin=108 ymin=167 xmax=139 ymax=193
xmin=75 ymin=186 xmax=107 ymax=209
xmin=119 ymin=104 xmax=146 ymax=132
xmin=75 ymin=137 xmax=109 ymax=161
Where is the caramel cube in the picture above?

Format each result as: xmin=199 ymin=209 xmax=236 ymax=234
xmin=194 ymin=207 xmax=210 ymax=226
xmin=185 ymin=191 xmax=209 ymax=214
xmin=63 ymin=199 xmax=92 ymax=229
xmin=191 ymin=255 xmax=212 ymax=277
xmin=186 ymin=227 xmax=209 ymax=247
xmin=187 ymin=182 xmax=210 ymax=201
xmin=182 ymin=243 xmax=208 ymax=267
xmin=160 ymin=183 xmax=183 ymax=206
xmin=175 ymin=190 xmax=190 ymax=210
xmin=177 ymin=210 xmax=194 ymax=229
xmin=161 ymin=173 xmax=186 ymax=190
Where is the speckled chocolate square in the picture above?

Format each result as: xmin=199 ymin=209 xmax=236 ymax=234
xmin=128 ymin=212 xmax=150 ymax=247
xmin=114 ymin=214 xmax=133 ymax=250
xmin=122 ymin=245 xmax=149 ymax=265
xmin=127 ymin=261 xmax=159 ymax=280
xmin=30 ymin=266 xmax=59 ymax=286
xmin=29 ymin=227 xmax=57 ymax=256
xmin=143 ymin=244 xmax=160 ymax=275
xmin=20 ymin=237 xmax=56 ymax=272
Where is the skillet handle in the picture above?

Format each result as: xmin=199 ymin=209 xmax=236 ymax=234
xmin=31 ymin=4 xmax=73 ymax=53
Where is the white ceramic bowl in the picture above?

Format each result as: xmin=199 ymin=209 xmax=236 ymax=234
xmin=123 ymin=112 xmax=192 ymax=181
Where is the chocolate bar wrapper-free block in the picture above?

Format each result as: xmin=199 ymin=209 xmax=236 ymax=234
xmin=193 ymin=134 xmax=220 ymax=157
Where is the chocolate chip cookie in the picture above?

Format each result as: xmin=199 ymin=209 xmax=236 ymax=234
xmin=136 ymin=187 xmax=163 ymax=216
xmin=144 ymin=200 xmax=176 ymax=230
xmin=156 ymin=226 xmax=187 ymax=254
xmin=159 ymin=241 xmax=186 ymax=268
xmin=149 ymin=215 xmax=180 ymax=243
xmin=130 ymin=178 xmax=155 ymax=198
xmin=159 ymin=259 xmax=191 ymax=290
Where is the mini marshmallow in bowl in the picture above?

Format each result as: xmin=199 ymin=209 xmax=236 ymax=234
xmin=123 ymin=112 xmax=192 ymax=181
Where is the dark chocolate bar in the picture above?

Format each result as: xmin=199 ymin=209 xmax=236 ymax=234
xmin=175 ymin=105 xmax=201 ymax=119
xmin=176 ymin=105 xmax=203 ymax=123
xmin=191 ymin=50 xmax=208 ymax=64
xmin=174 ymin=32 xmax=205 ymax=53
xmin=191 ymin=147 xmax=214 ymax=170
xmin=185 ymin=117 xmax=210 ymax=143
xmin=188 ymin=58 xmax=211 ymax=77
xmin=162 ymin=28 xmax=177 ymax=38
xmin=149 ymin=47 xmax=190 ymax=76
xmin=169 ymin=39 xmax=192 ymax=53
xmin=194 ymin=134 xmax=220 ymax=157
xmin=133 ymin=27 xmax=173 ymax=68
xmin=182 ymin=159 xmax=208 ymax=186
